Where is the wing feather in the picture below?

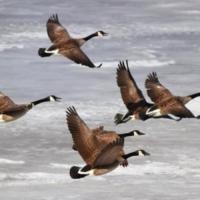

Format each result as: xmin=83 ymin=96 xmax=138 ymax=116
xmin=66 ymin=107 xmax=108 ymax=165
xmin=0 ymin=92 xmax=16 ymax=113
xmin=145 ymin=72 xmax=173 ymax=104
xmin=60 ymin=46 xmax=97 ymax=68
xmin=47 ymin=14 xmax=70 ymax=44
xmin=116 ymin=60 xmax=146 ymax=111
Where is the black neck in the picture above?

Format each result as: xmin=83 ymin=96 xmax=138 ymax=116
xmin=189 ymin=92 xmax=200 ymax=99
xmin=30 ymin=97 xmax=50 ymax=106
xmin=83 ymin=32 xmax=98 ymax=41
xmin=119 ymin=131 xmax=134 ymax=138
xmin=123 ymin=150 xmax=140 ymax=159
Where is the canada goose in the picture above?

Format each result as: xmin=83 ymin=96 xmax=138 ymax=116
xmin=114 ymin=60 xmax=154 ymax=125
xmin=38 ymin=14 xmax=108 ymax=68
xmin=66 ymin=106 xmax=150 ymax=179
xmin=145 ymin=72 xmax=198 ymax=120
xmin=0 ymin=92 xmax=61 ymax=122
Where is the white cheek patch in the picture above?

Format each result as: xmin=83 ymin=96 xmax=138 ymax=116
xmin=138 ymin=150 xmax=144 ymax=156
xmin=50 ymin=96 xmax=56 ymax=102
xmin=133 ymin=131 xmax=139 ymax=136
xmin=97 ymin=32 xmax=103 ymax=37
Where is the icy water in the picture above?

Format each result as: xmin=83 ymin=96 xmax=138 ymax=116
xmin=0 ymin=0 xmax=200 ymax=199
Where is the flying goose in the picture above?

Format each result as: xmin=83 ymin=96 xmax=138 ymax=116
xmin=66 ymin=106 xmax=150 ymax=179
xmin=114 ymin=60 xmax=154 ymax=125
xmin=0 ymin=92 xmax=61 ymax=122
xmin=38 ymin=14 xmax=108 ymax=68
xmin=145 ymin=72 xmax=198 ymax=120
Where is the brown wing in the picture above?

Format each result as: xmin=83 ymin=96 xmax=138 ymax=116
xmin=145 ymin=72 xmax=174 ymax=104
xmin=60 ymin=45 xmax=97 ymax=68
xmin=95 ymin=130 xmax=120 ymax=145
xmin=66 ymin=107 xmax=98 ymax=165
xmin=93 ymin=138 xmax=124 ymax=167
xmin=117 ymin=60 xmax=146 ymax=111
xmin=46 ymin=14 xmax=70 ymax=44
xmin=0 ymin=92 xmax=16 ymax=113
xmin=159 ymin=98 xmax=194 ymax=118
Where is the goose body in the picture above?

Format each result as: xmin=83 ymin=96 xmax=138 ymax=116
xmin=114 ymin=60 xmax=153 ymax=125
xmin=0 ymin=92 xmax=61 ymax=122
xmin=0 ymin=105 xmax=29 ymax=122
xmin=66 ymin=106 xmax=149 ymax=179
xmin=38 ymin=14 xmax=107 ymax=68
xmin=145 ymin=72 xmax=196 ymax=120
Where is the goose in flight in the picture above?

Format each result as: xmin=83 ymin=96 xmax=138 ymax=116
xmin=145 ymin=72 xmax=199 ymax=120
xmin=0 ymin=91 xmax=61 ymax=122
xmin=38 ymin=14 xmax=107 ymax=68
xmin=66 ymin=106 xmax=149 ymax=179
xmin=114 ymin=60 xmax=154 ymax=125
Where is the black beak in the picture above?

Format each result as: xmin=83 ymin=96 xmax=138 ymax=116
xmin=103 ymin=32 xmax=108 ymax=36
xmin=55 ymin=96 xmax=62 ymax=102
xmin=137 ymin=131 xmax=146 ymax=136
xmin=96 ymin=63 xmax=102 ymax=68
xmin=141 ymin=150 xmax=150 ymax=156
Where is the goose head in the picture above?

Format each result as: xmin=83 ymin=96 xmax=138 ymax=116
xmin=138 ymin=149 xmax=150 ymax=156
xmin=97 ymin=31 xmax=108 ymax=37
xmin=131 ymin=130 xmax=146 ymax=136
xmin=49 ymin=95 xmax=62 ymax=102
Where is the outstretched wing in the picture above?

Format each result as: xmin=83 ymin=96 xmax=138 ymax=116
xmin=0 ymin=92 xmax=16 ymax=113
xmin=145 ymin=72 xmax=174 ymax=104
xmin=116 ymin=60 xmax=146 ymax=111
xmin=66 ymin=107 xmax=98 ymax=164
xmin=60 ymin=46 xmax=98 ymax=68
xmin=47 ymin=14 xmax=70 ymax=44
